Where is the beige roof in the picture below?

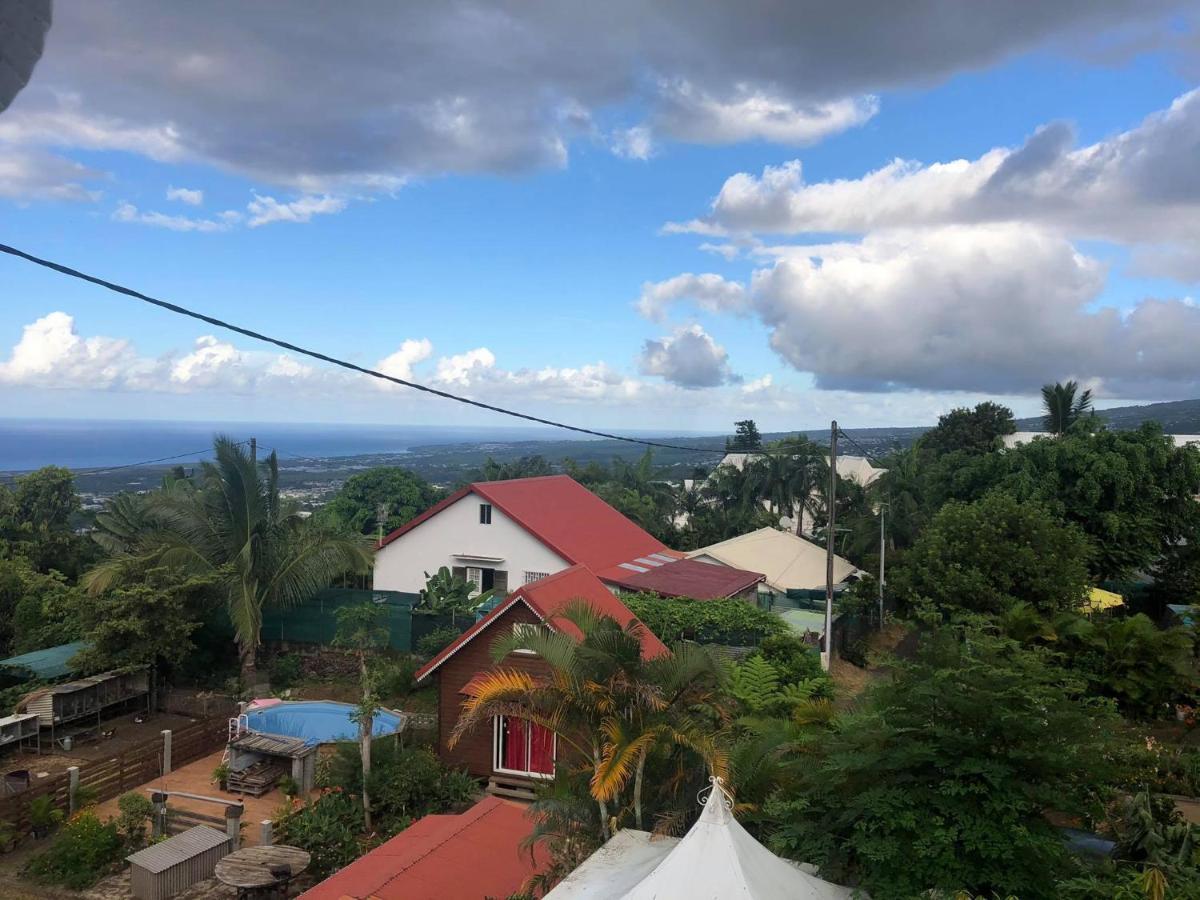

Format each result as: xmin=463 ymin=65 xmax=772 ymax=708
xmin=688 ymin=527 xmax=859 ymax=592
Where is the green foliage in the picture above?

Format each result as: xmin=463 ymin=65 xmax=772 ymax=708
xmin=1059 ymin=614 xmax=1196 ymax=719
xmin=922 ymin=402 xmax=1016 ymax=457
xmin=762 ymin=630 xmax=1121 ymax=900
xmin=278 ymin=774 xmax=300 ymax=798
xmin=24 ymin=811 xmax=124 ymax=889
xmin=268 ymin=653 xmax=303 ymax=690
xmin=28 ymin=796 xmax=64 ymax=832
xmin=753 ymin=633 xmax=831 ymax=696
xmin=474 ymin=455 xmax=554 ymax=482
xmin=321 ymin=743 xmax=477 ymax=836
xmin=622 ymin=592 xmax=786 ymax=646
xmin=1042 ymin=380 xmax=1094 ymax=436
xmin=73 ymin=566 xmax=214 ymax=675
xmin=416 ymin=625 xmax=463 ymax=657
xmin=116 ymin=792 xmax=154 ymax=848
xmin=894 ymin=491 xmax=1091 ymax=617
xmin=318 ymin=467 xmax=443 ymax=537
xmin=375 ymin=655 xmax=419 ymax=701
xmin=416 ymin=567 xmax=490 ymax=624
xmin=273 ymin=789 xmax=364 ymax=878
xmin=727 ymin=419 xmax=763 ymax=451
xmin=1 ymin=558 xmax=84 ymax=655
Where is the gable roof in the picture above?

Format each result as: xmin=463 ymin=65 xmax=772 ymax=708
xmin=600 ymin=556 xmax=765 ymax=600
xmin=378 ymin=475 xmax=674 ymax=572
xmin=415 ymin=565 xmax=668 ymax=683
xmin=688 ymin=527 xmax=859 ymax=592
xmin=299 ymin=795 xmax=543 ymax=900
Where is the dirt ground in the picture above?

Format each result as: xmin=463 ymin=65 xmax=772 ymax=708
xmin=2 ymin=711 xmax=205 ymax=780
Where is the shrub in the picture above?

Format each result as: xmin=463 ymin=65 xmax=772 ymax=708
xmin=753 ymin=633 xmax=829 ymax=694
xmin=622 ymin=592 xmax=787 ymax=646
xmin=416 ymin=625 xmax=463 ymax=657
xmin=27 ymin=795 xmax=63 ymax=837
xmin=117 ymin=792 xmax=154 ymax=848
xmin=24 ymin=811 xmax=124 ymax=889
xmin=273 ymin=790 xmax=364 ymax=878
xmin=376 ymin=655 xmax=419 ymax=702
xmin=269 ymin=653 xmax=303 ymax=690
xmin=322 ymin=742 xmax=477 ymax=836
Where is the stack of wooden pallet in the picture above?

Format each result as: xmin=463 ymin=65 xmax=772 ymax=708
xmin=225 ymin=761 xmax=284 ymax=797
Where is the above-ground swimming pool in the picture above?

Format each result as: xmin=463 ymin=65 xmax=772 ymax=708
xmin=244 ymin=700 xmax=405 ymax=744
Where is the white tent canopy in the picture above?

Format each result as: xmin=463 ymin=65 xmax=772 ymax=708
xmin=545 ymin=778 xmax=860 ymax=900
xmin=689 ymin=527 xmax=861 ymax=593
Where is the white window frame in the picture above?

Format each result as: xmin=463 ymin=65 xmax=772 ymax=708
xmin=479 ymin=503 xmax=493 ymax=524
xmin=523 ymin=571 xmax=549 ymax=585
xmin=493 ymin=714 xmax=556 ymax=779
xmin=465 ymin=566 xmax=483 ymax=598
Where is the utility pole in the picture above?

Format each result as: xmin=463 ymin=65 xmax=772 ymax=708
xmin=823 ymin=420 xmax=837 ymax=672
xmin=878 ymin=505 xmax=886 ymax=627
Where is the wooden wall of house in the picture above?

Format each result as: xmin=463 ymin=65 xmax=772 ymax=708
xmin=435 ymin=603 xmax=550 ymax=778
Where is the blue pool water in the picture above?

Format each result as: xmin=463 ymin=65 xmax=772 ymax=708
xmin=245 ymin=701 xmax=404 ymax=744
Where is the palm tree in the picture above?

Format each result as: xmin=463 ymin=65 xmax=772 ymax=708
xmin=449 ymin=602 xmax=730 ymax=837
xmin=1041 ymin=380 xmax=1093 ymax=436
xmin=744 ymin=438 xmax=826 ymax=532
xmin=86 ymin=436 xmax=371 ymax=687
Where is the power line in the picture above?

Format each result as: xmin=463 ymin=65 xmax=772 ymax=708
xmin=834 ymin=428 xmax=890 ymax=471
xmin=0 ymin=442 xmax=251 ymax=487
xmin=0 ymin=242 xmax=729 ymax=458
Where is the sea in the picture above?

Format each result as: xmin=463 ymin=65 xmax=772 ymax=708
xmin=0 ymin=418 xmax=590 ymax=472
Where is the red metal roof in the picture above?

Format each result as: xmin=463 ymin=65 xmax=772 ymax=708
xmin=599 ymin=556 xmax=765 ymax=600
xmin=378 ymin=475 xmax=673 ymax=573
xmin=299 ymin=795 xmax=543 ymax=900
xmin=415 ymin=565 xmax=668 ymax=682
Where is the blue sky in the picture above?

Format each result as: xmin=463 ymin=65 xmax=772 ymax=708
xmin=1 ymin=3 xmax=1198 ymax=433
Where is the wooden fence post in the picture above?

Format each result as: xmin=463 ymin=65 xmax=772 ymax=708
xmin=161 ymin=729 xmax=172 ymax=775
xmin=67 ymin=766 xmax=79 ymax=814
xmin=225 ymin=805 xmax=243 ymax=851
xmin=151 ymin=791 xmax=167 ymax=839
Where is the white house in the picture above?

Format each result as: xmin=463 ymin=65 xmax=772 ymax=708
xmin=373 ymin=474 xmax=763 ymax=600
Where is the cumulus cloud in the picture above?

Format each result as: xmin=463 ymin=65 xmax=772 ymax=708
xmin=245 ymin=194 xmax=347 ymax=227
xmin=113 ymin=202 xmax=240 ymax=232
xmin=434 ymin=348 xmax=498 ymax=387
xmin=636 ymin=273 xmax=750 ymax=321
xmin=637 ymin=324 xmax=740 ymax=389
xmin=166 ymin=186 xmax=203 ymax=205
xmin=0 ymin=312 xmax=140 ymax=388
xmin=647 ymin=224 xmax=1200 ymax=397
xmin=376 ymin=339 xmax=434 ymax=384
xmin=680 ymin=89 xmax=1200 ymax=263
xmin=611 ymin=126 xmax=655 ymax=161
xmin=0 ymin=147 xmax=103 ymax=201
xmin=0 ymin=1 xmax=1178 ymax=197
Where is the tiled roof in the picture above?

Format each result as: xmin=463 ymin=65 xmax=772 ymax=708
xmin=415 ymin=565 xmax=668 ymax=682
xmin=599 ymin=556 xmax=764 ymax=600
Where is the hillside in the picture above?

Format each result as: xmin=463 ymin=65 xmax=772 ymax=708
xmin=1015 ymin=397 xmax=1200 ymax=433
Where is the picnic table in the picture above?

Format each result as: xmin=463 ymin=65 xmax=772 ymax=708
xmin=214 ymin=845 xmax=311 ymax=899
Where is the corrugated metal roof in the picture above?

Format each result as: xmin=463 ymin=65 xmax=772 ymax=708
xmin=127 ymin=825 xmax=231 ymax=874
xmin=230 ymin=732 xmax=313 ymax=757
xmin=0 ymin=641 xmax=88 ymax=680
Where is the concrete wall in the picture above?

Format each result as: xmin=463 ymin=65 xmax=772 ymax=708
xmin=373 ymin=491 xmax=569 ymax=594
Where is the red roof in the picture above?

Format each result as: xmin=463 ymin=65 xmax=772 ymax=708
xmin=599 ymin=556 xmax=765 ymax=600
xmin=299 ymin=795 xmax=543 ymax=900
xmin=378 ymin=475 xmax=676 ymax=573
xmin=415 ymin=565 xmax=668 ymax=682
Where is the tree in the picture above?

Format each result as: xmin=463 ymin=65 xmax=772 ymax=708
xmin=73 ymin=567 xmax=214 ymax=676
xmin=4 ymin=559 xmax=84 ymax=654
xmin=922 ymin=402 xmax=1016 ymax=456
xmin=893 ymin=491 xmax=1091 ymax=618
xmin=319 ymin=467 xmax=443 ymax=538
xmin=416 ymin=566 xmax=491 ymax=625
xmin=85 ymin=436 xmax=371 ymax=687
xmin=450 ymin=603 xmax=730 ymax=838
xmin=334 ymin=602 xmax=390 ymax=832
xmin=475 ymin=455 xmax=554 ymax=482
xmin=744 ymin=437 xmax=826 ymax=532
xmin=763 ymin=630 xmax=1120 ymax=899
xmin=1042 ymin=380 xmax=1094 ymax=435
xmin=727 ymin=420 xmax=763 ymax=452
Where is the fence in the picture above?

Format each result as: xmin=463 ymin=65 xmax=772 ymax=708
xmin=0 ymin=717 xmax=228 ymax=836
xmin=261 ymin=588 xmax=419 ymax=650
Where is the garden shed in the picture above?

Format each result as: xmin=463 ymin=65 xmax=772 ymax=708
xmin=127 ymin=824 xmax=231 ymax=900
xmin=15 ymin=667 xmax=150 ymax=749
xmin=227 ymin=732 xmax=317 ymax=795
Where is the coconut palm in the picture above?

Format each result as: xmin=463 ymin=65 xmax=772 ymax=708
xmin=86 ymin=436 xmax=371 ymax=687
xmin=1041 ymin=380 xmax=1094 ymax=436
xmin=744 ymin=437 xmax=827 ymax=532
xmin=450 ymin=602 xmax=730 ymax=837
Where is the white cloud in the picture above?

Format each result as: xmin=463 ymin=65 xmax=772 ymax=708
xmin=636 ymin=273 xmax=749 ymax=322
xmin=113 ymin=202 xmax=240 ymax=232
xmin=0 ymin=146 xmax=103 ymax=201
xmin=0 ymin=92 xmax=186 ymax=160
xmin=611 ymin=126 xmax=655 ymax=161
xmin=166 ymin=186 xmax=203 ymax=205
xmin=741 ymin=374 xmax=773 ymax=394
xmin=434 ymin=348 xmax=498 ymax=387
xmin=655 ymin=82 xmax=878 ymax=145
xmin=637 ymin=324 xmax=740 ymax=389
xmin=0 ymin=312 xmax=139 ymax=388
xmin=245 ymin=193 xmax=347 ymax=227
xmin=376 ymin=339 xmax=434 ymax=384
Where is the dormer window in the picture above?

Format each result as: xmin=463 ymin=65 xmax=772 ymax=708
xmin=479 ymin=503 xmax=493 ymax=525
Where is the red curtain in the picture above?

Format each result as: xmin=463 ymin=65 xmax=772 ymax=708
xmin=529 ymin=723 xmax=554 ymax=774
xmin=502 ymin=717 xmax=528 ymax=771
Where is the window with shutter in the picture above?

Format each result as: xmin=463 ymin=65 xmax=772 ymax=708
xmin=492 ymin=569 xmax=508 ymax=593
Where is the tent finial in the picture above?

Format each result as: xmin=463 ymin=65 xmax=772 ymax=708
xmin=697 ymin=775 xmax=734 ymax=811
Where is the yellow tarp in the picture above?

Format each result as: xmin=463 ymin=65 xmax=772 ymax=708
xmin=1083 ymin=587 xmax=1124 ymax=612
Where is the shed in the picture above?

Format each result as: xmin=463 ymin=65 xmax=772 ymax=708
xmin=15 ymin=668 xmax=150 ymax=749
xmin=0 ymin=713 xmax=39 ymax=755
xmin=227 ymin=731 xmax=318 ymax=795
xmin=0 ymin=641 xmax=88 ymax=681
xmin=127 ymin=824 xmax=232 ymax=900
